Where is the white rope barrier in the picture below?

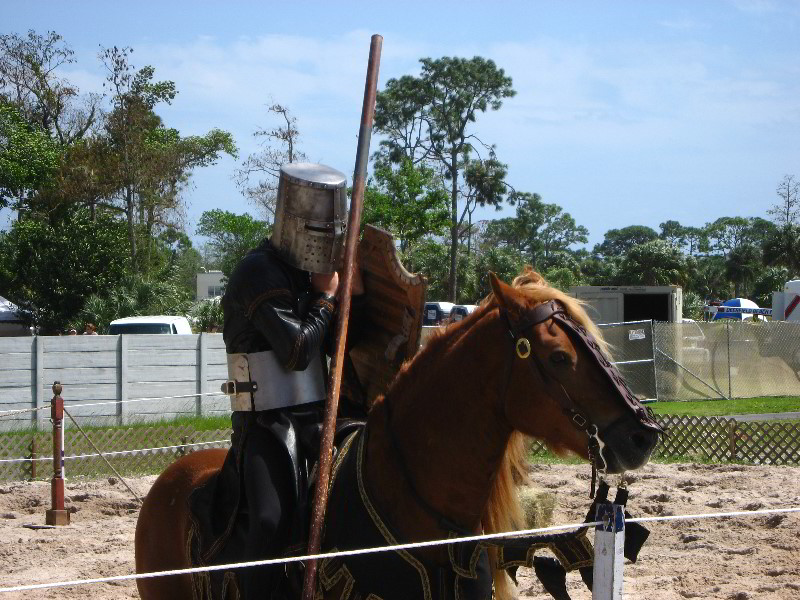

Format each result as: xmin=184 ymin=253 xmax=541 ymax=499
xmin=0 ymin=390 xmax=229 ymax=419
xmin=0 ymin=439 xmax=230 ymax=464
xmin=0 ymin=506 xmax=797 ymax=594
xmin=0 ymin=519 xmax=602 ymax=593
xmin=627 ymin=506 xmax=800 ymax=525
xmin=0 ymin=406 xmax=50 ymax=418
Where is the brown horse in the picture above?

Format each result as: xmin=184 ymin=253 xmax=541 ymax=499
xmin=135 ymin=270 xmax=661 ymax=600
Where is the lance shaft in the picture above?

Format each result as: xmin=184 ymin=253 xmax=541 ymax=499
xmin=302 ymin=34 xmax=382 ymax=600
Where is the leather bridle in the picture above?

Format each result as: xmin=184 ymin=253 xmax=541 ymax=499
xmin=382 ymin=298 xmax=665 ymax=534
xmin=500 ymin=299 xmax=664 ymax=495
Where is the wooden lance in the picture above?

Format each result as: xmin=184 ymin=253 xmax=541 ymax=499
xmin=301 ymin=34 xmax=383 ymax=600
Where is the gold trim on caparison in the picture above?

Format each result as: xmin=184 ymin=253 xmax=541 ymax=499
xmin=356 ymin=431 xmax=432 ymax=600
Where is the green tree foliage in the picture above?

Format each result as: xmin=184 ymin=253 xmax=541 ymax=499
xmin=769 ymin=174 xmax=799 ymax=227
xmin=482 ymin=192 xmax=587 ymax=269
xmin=542 ymin=267 xmax=582 ymax=293
xmin=537 ymin=206 xmax=588 ymax=264
xmin=235 ymin=103 xmax=307 ymax=220
xmin=100 ymin=46 xmax=237 ymax=267
xmin=196 ymin=209 xmax=271 ymax=278
xmin=190 ymin=298 xmax=224 ymax=333
xmin=724 ymin=243 xmax=762 ymax=297
xmin=0 ymin=30 xmax=102 ymax=215
xmin=593 ymin=225 xmax=659 ymax=258
xmin=682 ymin=290 xmax=705 ymax=320
xmin=762 ymin=224 xmax=800 ymax=275
xmin=481 ymin=215 xmax=528 ymax=254
xmin=460 ymin=154 xmax=508 ymax=254
xmin=157 ymin=229 xmax=205 ymax=295
xmin=0 ymin=100 xmax=60 ymax=208
xmin=690 ymin=255 xmax=732 ymax=302
xmin=705 ymin=216 xmax=756 ymax=256
xmin=473 ymin=246 xmax=526 ymax=299
xmin=615 ymin=240 xmax=690 ymax=286
xmin=363 ymin=158 xmax=449 ymax=252
xmin=751 ymin=266 xmax=790 ymax=308
xmin=402 ymin=239 xmax=477 ymax=303
xmin=580 ymin=254 xmax=620 ymax=286
xmin=78 ymin=270 xmax=192 ymax=332
xmin=0 ymin=30 xmax=99 ymax=146
xmin=659 ymin=220 xmax=686 ymax=248
xmin=540 ymin=252 xmax=583 ymax=283
xmin=0 ymin=208 xmax=130 ymax=332
xmin=402 ymin=238 xmax=449 ymax=300
xmin=375 ymin=56 xmax=515 ymax=300
xmin=683 ymin=226 xmax=710 ymax=256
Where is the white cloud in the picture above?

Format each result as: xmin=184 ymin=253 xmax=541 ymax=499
xmin=486 ymin=37 xmax=800 ymax=145
xmin=31 ymin=25 xmax=800 ymax=242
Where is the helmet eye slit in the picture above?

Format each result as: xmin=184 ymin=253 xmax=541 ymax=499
xmin=305 ymin=224 xmax=333 ymax=233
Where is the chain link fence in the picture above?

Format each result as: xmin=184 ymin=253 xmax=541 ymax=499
xmin=653 ymin=321 xmax=800 ymax=401
xmin=0 ymin=425 xmax=230 ymax=481
xmin=596 ymin=320 xmax=800 ymax=401
xmin=3 ymin=416 xmax=797 ymax=483
xmin=2 ymin=321 xmax=798 ymax=482
xmin=599 ymin=320 xmax=658 ymax=401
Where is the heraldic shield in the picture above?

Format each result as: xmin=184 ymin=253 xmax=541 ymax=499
xmin=345 ymin=225 xmax=427 ymax=408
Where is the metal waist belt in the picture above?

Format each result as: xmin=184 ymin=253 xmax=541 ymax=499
xmin=223 ymin=350 xmax=326 ymax=411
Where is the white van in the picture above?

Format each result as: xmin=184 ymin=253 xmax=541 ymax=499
xmin=108 ymin=315 xmax=193 ymax=335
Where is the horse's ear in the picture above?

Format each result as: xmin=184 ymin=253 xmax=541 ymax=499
xmin=489 ymin=272 xmax=527 ymax=314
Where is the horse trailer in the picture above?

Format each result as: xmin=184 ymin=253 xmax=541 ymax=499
xmin=569 ymin=285 xmax=683 ymax=324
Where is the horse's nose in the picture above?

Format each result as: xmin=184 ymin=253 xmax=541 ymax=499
xmin=631 ymin=430 xmax=658 ymax=455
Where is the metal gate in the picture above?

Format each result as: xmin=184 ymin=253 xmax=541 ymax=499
xmin=598 ymin=320 xmax=657 ymax=401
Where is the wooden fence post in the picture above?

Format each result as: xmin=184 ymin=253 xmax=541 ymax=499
xmin=29 ymin=436 xmax=37 ymax=481
xmin=729 ymin=420 xmax=737 ymax=461
xmin=45 ymin=381 xmax=69 ymax=526
xmin=592 ymin=503 xmax=625 ymax=599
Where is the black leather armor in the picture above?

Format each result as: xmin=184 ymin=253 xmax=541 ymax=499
xmin=222 ymin=239 xmax=337 ymax=368
xmin=211 ymin=238 xmax=365 ymax=600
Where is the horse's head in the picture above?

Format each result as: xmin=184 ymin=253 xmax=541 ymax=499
xmin=489 ymin=271 xmax=663 ymax=474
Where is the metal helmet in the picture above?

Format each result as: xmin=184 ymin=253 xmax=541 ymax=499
xmin=271 ymin=162 xmax=348 ymax=273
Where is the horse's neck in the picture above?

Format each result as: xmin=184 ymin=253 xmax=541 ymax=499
xmin=365 ymin=313 xmax=512 ymax=544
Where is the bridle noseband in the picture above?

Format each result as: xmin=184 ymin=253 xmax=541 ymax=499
xmin=500 ymin=299 xmax=664 ymax=495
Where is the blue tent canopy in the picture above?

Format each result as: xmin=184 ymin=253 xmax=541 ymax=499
xmin=712 ymin=298 xmax=762 ymax=321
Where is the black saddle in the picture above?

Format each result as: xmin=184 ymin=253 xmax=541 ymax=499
xmin=186 ymin=417 xmax=365 ymax=600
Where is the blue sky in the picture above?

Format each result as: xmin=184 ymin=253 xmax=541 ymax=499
xmin=4 ymin=0 xmax=800 ymax=248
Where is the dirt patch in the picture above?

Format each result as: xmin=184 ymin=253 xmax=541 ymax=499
xmin=0 ymin=463 xmax=798 ymax=599
xmin=516 ymin=463 xmax=800 ymax=600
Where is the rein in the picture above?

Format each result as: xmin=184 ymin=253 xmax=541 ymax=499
xmin=379 ymin=298 xmax=663 ymax=536
xmin=499 ymin=300 xmax=663 ymax=496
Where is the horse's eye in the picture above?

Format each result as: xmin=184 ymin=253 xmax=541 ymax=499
xmin=550 ymin=351 xmax=570 ymax=365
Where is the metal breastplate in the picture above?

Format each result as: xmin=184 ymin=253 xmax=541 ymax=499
xmin=225 ymin=351 xmax=325 ymax=411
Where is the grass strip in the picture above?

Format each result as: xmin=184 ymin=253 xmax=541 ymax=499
xmin=649 ymin=396 xmax=800 ymax=416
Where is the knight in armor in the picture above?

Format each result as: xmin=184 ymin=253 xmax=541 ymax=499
xmin=220 ymin=162 xmax=366 ymax=599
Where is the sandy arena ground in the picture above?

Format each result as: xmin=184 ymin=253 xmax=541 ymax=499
xmin=0 ymin=462 xmax=798 ymax=599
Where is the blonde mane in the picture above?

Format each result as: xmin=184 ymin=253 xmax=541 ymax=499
xmin=388 ymin=267 xmax=608 ymax=600
xmin=482 ymin=267 xmax=609 ymax=600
